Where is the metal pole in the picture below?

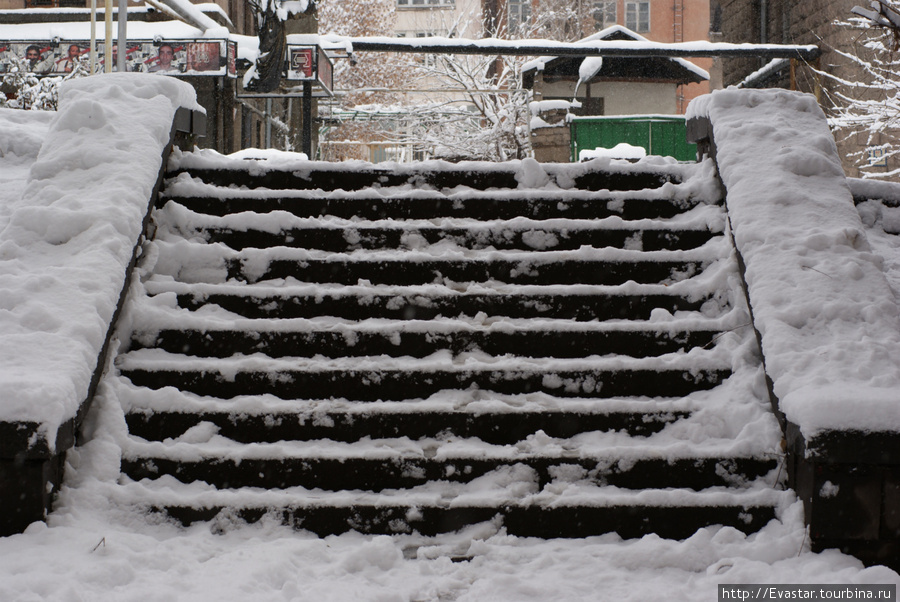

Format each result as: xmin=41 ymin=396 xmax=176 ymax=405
xmin=104 ymin=0 xmax=113 ymax=73
xmin=241 ymin=104 xmax=252 ymax=150
xmin=302 ymin=81 xmax=312 ymax=158
xmin=90 ymin=0 xmax=97 ymax=73
xmin=286 ymin=97 xmax=293 ymax=151
xmin=265 ymin=98 xmax=272 ymax=149
xmin=347 ymin=39 xmax=823 ymax=60
xmin=117 ymin=0 xmax=127 ymax=72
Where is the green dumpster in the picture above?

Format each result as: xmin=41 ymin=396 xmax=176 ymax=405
xmin=570 ymin=115 xmax=697 ymax=162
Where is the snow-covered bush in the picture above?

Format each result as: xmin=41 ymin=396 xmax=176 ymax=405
xmin=0 ymin=57 xmax=91 ymax=111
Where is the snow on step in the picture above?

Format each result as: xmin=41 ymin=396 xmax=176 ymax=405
xmin=105 ymin=154 xmax=785 ymax=538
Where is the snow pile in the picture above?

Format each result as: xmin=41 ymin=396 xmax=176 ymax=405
xmin=0 ymin=109 xmax=54 ymax=234
xmin=528 ymin=100 xmax=576 ymax=130
xmin=688 ymin=88 xmax=900 ymax=436
xmin=848 ymin=177 xmax=900 ymax=204
xmin=228 ymin=147 xmax=309 ymax=163
xmin=580 ymin=143 xmax=647 ymax=162
xmin=578 ymin=56 xmax=605 ymax=82
xmin=0 ymin=73 xmax=201 ymax=449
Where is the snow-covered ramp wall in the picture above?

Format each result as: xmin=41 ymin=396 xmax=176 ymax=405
xmin=687 ymin=88 xmax=900 ymax=438
xmin=0 ymin=73 xmax=201 ymax=452
xmin=687 ymin=88 xmax=900 ymax=567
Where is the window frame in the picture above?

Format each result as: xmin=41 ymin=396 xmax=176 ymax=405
xmin=397 ymin=0 xmax=455 ymax=8
xmin=625 ymin=1 xmax=650 ymax=33
xmin=508 ymin=0 xmax=532 ymax=36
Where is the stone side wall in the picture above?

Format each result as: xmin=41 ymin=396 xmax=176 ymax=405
xmin=531 ymin=107 xmax=572 ymax=163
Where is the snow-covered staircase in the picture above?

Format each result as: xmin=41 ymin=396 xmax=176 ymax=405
xmin=108 ymin=153 xmax=789 ymax=538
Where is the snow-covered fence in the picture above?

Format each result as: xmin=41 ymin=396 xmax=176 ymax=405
xmin=687 ymin=88 xmax=900 ymax=567
xmin=0 ymin=73 xmax=204 ymax=536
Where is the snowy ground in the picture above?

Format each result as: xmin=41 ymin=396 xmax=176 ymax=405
xmin=1 ymin=91 xmax=899 ymax=599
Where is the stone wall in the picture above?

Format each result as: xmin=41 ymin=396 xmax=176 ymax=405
xmin=531 ymin=107 xmax=572 ymax=163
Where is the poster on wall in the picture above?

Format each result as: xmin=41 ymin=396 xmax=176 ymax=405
xmin=0 ymin=42 xmax=72 ymax=74
xmin=0 ymin=40 xmax=235 ymax=77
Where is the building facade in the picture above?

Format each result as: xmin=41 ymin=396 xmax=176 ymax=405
xmin=486 ymin=0 xmax=712 ymax=113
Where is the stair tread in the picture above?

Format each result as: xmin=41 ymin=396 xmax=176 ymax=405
xmin=162 ymin=170 xmax=694 ymax=201
xmin=154 ymin=208 xmax=725 ymax=255
xmin=127 ymin=295 xmax=736 ymax=336
xmin=120 ymin=434 xmax=778 ymax=464
xmin=152 ymin=238 xmax=726 ymax=262
xmin=116 ymin=347 xmax=733 ymax=372
xmin=142 ymin=277 xmax=718 ymax=298
xmin=119 ymin=448 xmax=777 ymax=494
xmin=159 ymin=195 xmax=706 ymax=221
xmin=108 ymin=470 xmax=791 ymax=508
xmin=113 ymin=376 xmax=707 ymax=414
xmin=130 ymin=316 xmax=731 ymax=335
xmin=157 ymin=200 xmax=724 ymax=231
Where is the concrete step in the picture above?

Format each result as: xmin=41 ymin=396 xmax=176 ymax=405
xmin=145 ymin=281 xmax=713 ymax=322
xmin=160 ymin=193 xmax=702 ymax=222
xmin=117 ymin=351 xmax=730 ymax=401
xmin=123 ymin=406 xmax=689 ymax=445
xmin=131 ymin=325 xmax=721 ymax=359
xmin=121 ymin=451 xmax=777 ymax=493
xmin=179 ymin=223 xmax=716 ymax=253
xmin=166 ymin=163 xmax=680 ymax=193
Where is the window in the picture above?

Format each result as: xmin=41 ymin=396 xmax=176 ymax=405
xmin=508 ymin=0 xmax=532 ymax=36
xmin=625 ymin=2 xmax=650 ymax=33
xmin=593 ymin=1 xmax=617 ymax=29
xmin=397 ymin=0 xmax=455 ymax=8
xmin=710 ymin=3 xmax=722 ymax=34
xmin=26 ymin=0 xmax=86 ymax=5
xmin=416 ymin=32 xmax=437 ymax=65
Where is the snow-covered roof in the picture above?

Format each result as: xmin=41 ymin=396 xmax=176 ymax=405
xmin=0 ymin=19 xmax=216 ymax=40
xmin=521 ymin=25 xmax=709 ymax=84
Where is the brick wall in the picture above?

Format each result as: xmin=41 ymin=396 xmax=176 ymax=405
xmin=718 ymin=0 xmax=899 ymax=180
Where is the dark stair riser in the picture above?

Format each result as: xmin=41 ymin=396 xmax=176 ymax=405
xmin=167 ymin=167 xmax=679 ymax=194
xmin=161 ymin=503 xmax=776 ymax=539
xmin=125 ymin=409 xmax=689 ymax=445
xmin=122 ymin=456 xmax=776 ymax=492
xmin=133 ymin=328 xmax=721 ymax=359
xmin=187 ymin=226 xmax=716 ymax=253
xmin=169 ymin=292 xmax=710 ymax=321
xmin=162 ymin=195 xmax=699 ymax=221
xmin=120 ymin=368 xmax=730 ymax=401
xmin=223 ymin=258 xmax=706 ymax=286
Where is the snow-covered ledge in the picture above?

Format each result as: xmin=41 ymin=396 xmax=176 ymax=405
xmin=687 ymin=88 xmax=900 ymax=439
xmin=0 ymin=73 xmax=202 ymax=458
xmin=687 ymin=89 xmax=900 ymax=564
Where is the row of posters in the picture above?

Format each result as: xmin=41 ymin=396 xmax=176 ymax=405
xmin=0 ymin=40 xmax=237 ymax=77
